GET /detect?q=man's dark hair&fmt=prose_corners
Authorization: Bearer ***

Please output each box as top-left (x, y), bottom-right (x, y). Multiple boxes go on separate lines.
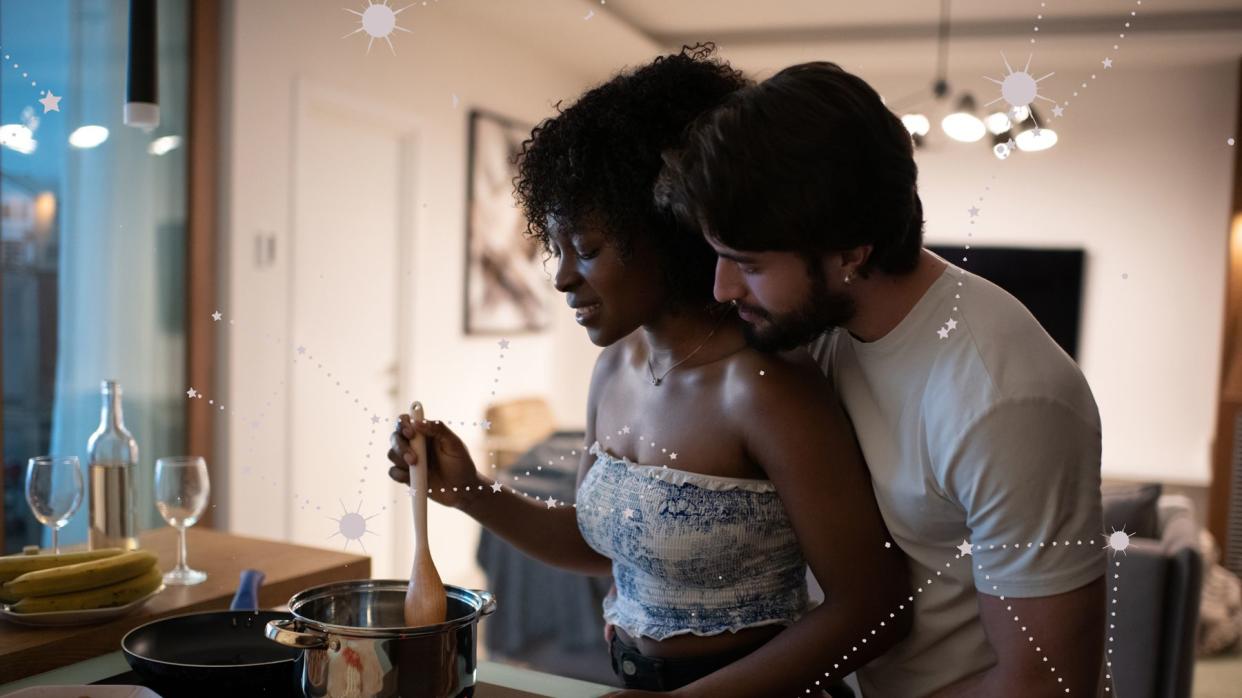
top-left (657, 61), bottom-right (924, 277)
top-left (514, 43), bottom-right (749, 305)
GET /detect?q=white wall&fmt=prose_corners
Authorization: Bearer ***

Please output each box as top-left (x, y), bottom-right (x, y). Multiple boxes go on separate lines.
top-left (218, 0), bottom-right (653, 585)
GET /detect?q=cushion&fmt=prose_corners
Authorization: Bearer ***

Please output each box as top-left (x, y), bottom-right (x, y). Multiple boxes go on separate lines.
top-left (1101, 482), bottom-right (1162, 539)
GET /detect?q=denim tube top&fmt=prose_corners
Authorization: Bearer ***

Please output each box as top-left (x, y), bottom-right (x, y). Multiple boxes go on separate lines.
top-left (576, 441), bottom-right (809, 641)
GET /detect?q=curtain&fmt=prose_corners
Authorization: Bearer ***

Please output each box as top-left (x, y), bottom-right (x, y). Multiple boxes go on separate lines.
top-left (43, 0), bottom-right (189, 547)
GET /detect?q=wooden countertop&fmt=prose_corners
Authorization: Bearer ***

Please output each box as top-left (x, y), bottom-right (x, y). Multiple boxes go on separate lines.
top-left (0, 527), bottom-right (370, 682)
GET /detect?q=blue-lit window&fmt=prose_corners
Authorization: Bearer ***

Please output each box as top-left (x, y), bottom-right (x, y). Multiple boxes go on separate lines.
top-left (2, 0), bottom-right (190, 553)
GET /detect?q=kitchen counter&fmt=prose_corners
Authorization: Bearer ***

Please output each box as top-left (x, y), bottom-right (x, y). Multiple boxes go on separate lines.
top-left (0, 651), bottom-right (616, 697)
top-left (0, 527), bottom-right (370, 682)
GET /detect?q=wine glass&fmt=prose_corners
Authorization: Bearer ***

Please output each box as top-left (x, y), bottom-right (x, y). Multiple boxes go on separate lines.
top-left (154, 456), bottom-right (210, 586)
top-left (25, 456), bottom-right (85, 554)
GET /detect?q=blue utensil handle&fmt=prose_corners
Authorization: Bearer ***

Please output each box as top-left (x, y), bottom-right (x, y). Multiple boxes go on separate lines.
top-left (231, 569), bottom-right (266, 611)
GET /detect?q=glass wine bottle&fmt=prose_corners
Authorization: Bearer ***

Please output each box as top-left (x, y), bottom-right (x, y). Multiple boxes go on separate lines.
top-left (86, 379), bottom-right (139, 550)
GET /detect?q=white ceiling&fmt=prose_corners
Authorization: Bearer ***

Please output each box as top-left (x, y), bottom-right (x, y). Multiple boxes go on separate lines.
top-left (443, 0), bottom-right (1242, 85)
top-left (599, 0), bottom-right (1242, 74)
top-left (603, 0), bottom-right (1242, 37)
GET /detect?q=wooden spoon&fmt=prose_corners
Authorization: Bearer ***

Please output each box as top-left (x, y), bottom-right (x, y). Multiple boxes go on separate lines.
top-left (403, 401), bottom-right (447, 628)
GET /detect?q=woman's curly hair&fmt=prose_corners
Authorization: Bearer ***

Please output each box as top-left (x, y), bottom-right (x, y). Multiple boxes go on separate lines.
top-left (513, 43), bottom-right (748, 306)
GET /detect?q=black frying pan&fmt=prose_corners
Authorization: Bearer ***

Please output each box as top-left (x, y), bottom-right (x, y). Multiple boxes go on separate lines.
top-left (121, 569), bottom-right (303, 696)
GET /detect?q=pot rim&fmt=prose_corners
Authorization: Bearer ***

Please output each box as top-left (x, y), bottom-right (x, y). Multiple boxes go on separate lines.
top-left (285, 579), bottom-right (495, 638)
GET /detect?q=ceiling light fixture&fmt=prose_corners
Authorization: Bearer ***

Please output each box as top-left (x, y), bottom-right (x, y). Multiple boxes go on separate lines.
top-left (942, 94), bottom-right (986, 142)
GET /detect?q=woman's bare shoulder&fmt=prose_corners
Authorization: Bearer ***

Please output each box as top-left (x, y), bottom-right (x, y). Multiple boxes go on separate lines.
top-left (717, 345), bottom-right (847, 431)
top-left (722, 345), bottom-right (832, 395)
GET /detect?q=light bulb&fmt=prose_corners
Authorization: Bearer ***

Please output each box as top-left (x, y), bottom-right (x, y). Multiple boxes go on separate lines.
top-left (148, 135), bottom-right (182, 156)
top-left (0, 124), bottom-right (37, 154)
top-left (901, 114), bottom-right (931, 137)
top-left (985, 112), bottom-right (1012, 135)
top-left (942, 113), bottom-right (986, 142)
top-left (1015, 127), bottom-right (1057, 151)
top-left (69, 125), bottom-right (109, 149)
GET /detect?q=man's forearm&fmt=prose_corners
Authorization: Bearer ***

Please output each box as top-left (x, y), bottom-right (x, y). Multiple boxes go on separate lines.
top-left (672, 595), bottom-right (911, 698)
top-left (934, 577), bottom-right (1107, 698)
top-left (924, 666), bottom-right (992, 698)
top-left (927, 664), bottom-right (1104, 698)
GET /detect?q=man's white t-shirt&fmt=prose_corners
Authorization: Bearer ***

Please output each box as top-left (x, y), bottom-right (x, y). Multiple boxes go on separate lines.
top-left (807, 262), bottom-right (1104, 697)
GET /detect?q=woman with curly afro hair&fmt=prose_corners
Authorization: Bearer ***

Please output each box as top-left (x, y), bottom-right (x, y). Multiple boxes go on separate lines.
top-left (388, 45), bottom-right (907, 697)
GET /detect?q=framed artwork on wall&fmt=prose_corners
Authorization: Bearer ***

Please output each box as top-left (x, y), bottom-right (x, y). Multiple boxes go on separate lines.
top-left (463, 109), bottom-right (548, 335)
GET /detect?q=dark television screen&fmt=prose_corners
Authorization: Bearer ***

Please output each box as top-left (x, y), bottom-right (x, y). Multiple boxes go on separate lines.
top-left (927, 246), bottom-right (1085, 359)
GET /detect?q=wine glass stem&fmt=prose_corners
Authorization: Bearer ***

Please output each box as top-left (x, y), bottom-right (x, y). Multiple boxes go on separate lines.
top-left (52, 528), bottom-right (59, 555)
top-left (176, 526), bottom-right (189, 572)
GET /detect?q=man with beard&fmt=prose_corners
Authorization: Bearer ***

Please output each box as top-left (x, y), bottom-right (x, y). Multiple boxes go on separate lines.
top-left (656, 61), bottom-right (1107, 697)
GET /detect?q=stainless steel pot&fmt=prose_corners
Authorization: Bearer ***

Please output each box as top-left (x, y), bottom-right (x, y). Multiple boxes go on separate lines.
top-left (265, 580), bottom-right (496, 698)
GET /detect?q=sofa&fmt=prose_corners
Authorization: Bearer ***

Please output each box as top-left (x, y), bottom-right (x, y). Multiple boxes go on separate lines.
top-left (1104, 484), bottom-right (1203, 698)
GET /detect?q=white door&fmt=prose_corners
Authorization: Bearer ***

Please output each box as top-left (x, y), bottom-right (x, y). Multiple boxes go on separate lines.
top-left (287, 81), bottom-right (414, 580)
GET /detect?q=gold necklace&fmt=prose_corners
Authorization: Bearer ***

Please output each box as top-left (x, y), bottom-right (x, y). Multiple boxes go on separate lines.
top-left (645, 311), bottom-right (729, 387)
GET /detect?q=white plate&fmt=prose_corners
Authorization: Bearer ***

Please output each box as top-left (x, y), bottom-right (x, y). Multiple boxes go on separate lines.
top-left (2, 686), bottom-right (162, 698)
top-left (0, 585), bottom-right (164, 627)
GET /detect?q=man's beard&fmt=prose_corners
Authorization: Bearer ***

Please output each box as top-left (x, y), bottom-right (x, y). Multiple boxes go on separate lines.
top-left (738, 262), bottom-right (856, 352)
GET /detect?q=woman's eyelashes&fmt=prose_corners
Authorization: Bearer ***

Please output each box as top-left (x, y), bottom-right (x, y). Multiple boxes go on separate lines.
top-left (548, 245), bottom-right (596, 261)
top-left (563, 237), bottom-right (600, 261)
top-left (550, 231), bottom-right (602, 262)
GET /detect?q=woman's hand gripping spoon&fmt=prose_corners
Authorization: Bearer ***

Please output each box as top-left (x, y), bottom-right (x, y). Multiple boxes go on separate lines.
top-left (403, 402), bottom-right (447, 627)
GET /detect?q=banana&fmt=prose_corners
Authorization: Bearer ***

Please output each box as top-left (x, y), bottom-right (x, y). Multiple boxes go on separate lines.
top-left (11, 564), bottom-right (162, 614)
top-left (2, 550), bottom-right (158, 598)
top-left (0, 548), bottom-right (124, 582)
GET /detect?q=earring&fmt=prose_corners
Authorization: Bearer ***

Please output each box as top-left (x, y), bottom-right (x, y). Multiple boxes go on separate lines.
top-left (843, 274), bottom-right (852, 284)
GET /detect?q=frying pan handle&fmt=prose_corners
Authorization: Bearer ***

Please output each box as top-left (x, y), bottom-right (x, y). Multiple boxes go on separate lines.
top-left (471, 589), bottom-right (497, 617)
top-left (231, 569), bottom-right (265, 611)
top-left (266, 618), bottom-right (330, 649)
